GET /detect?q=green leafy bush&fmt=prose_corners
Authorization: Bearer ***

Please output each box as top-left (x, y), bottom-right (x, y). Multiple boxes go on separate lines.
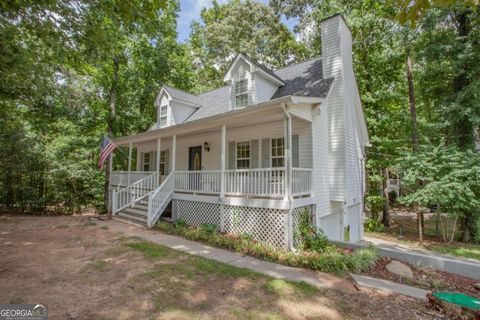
top-left (174, 219), bottom-right (188, 229)
top-left (296, 211), bottom-right (333, 252)
top-left (364, 217), bottom-right (384, 232)
top-left (475, 216), bottom-right (480, 244)
top-left (366, 195), bottom-right (385, 220)
top-left (199, 223), bottom-right (217, 235)
top-left (155, 220), bottom-right (379, 274)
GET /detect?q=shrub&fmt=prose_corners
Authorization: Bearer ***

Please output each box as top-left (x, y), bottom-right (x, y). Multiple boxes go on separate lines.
top-left (346, 246), bottom-right (380, 272)
top-left (174, 219), bottom-right (188, 229)
top-left (388, 190), bottom-right (398, 205)
top-left (366, 195), bottom-right (385, 220)
top-left (364, 217), bottom-right (384, 232)
top-left (154, 220), bottom-right (379, 274)
top-left (296, 211), bottom-right (333, 253)
top-left (199, 223), bottom-right (217, 235)
top-left (475, 216), bottom-right (480, 244)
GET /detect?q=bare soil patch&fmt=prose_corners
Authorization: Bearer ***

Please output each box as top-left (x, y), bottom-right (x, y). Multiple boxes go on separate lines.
top-left (0, 215), bottom-right (441, 319)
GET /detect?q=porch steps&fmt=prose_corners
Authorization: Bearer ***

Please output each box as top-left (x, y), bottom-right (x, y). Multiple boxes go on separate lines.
top-left (118, 204), bottom-right (148, 226)
top-left (116, 200), bottom-right (172, 227)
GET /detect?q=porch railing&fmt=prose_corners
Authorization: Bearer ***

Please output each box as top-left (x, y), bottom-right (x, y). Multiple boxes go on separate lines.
top-left (147, 172), bottom-right (174, 227)
top-left (111, 168), bottom-right (312, 202)
top-left (112, 172), bottom-right (159, 214)
top-left (110, 171), bottom-right (154, 187)
top-left (292, 168), bottom-right (312, 196)
top-left (174, 170), bottom-right (221, 194)
top-left (225, 168), bottom-right (286, 197)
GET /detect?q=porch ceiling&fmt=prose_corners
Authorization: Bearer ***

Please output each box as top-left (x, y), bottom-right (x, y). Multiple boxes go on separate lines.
top-left (114, 95), bottom-right (322, 146)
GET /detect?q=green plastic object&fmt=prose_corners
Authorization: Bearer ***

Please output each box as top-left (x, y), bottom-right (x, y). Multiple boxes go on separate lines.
top-left (433, 292), bottom-right (480, 310)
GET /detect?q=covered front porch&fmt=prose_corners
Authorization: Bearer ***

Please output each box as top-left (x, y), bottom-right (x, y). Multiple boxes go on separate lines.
top-left (109, 100), bottom-right (316, 203)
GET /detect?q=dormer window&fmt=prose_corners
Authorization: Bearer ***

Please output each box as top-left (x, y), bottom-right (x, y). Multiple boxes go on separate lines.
top-left (235, 79), bottom-right (248, 108)
top-left (159, 104), bottom-right (168, 127)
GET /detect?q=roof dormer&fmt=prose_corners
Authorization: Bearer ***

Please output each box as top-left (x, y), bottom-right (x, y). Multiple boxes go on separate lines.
top-left (223, 53), bottom-right (285, 109)
top-left (152, 86), bottom-right (200, 130)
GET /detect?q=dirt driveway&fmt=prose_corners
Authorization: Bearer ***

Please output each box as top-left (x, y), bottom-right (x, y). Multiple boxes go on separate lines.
top-left (0, 215), bottom-right (438, 319)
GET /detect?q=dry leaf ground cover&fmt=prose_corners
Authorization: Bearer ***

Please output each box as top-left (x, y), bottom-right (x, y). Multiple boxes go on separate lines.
top-left (0, 215), bottom-right (440, 319)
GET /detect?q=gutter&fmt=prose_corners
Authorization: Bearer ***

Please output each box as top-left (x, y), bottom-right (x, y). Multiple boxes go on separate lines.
top-left (114, 95), bottom-right (323, 145)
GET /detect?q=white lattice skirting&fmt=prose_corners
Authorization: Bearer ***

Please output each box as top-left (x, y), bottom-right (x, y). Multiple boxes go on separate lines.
top-left (174, 199), bottom-right (313, 249)
top-left (175, 200), bottom-right (221, 229)
top-left (224, 205), bottom-right (287, 248)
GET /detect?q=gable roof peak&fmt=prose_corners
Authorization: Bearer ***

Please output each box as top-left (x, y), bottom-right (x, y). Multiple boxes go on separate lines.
top-left (223, 53), bottom-right (285, 86)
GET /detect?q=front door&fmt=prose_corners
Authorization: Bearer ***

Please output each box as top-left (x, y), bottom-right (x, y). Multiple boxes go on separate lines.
top-left (188, 146), bottom-right (202, 171)
top-left (188, 146), bottom-right (202, 191)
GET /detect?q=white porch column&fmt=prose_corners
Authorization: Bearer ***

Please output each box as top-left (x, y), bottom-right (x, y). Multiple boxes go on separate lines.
top-left (172, 135), bottom-right (176, 172)
top-left (283, 106), bottom-right (292, 200)
top-left (220, 125), bottom-right (226, 197)
top-left (127, 142), bottom-right (133, 185)
top-left (136, 146), bottom-right (141, 171)
top-left (156, 137), bottom-right (161, 183)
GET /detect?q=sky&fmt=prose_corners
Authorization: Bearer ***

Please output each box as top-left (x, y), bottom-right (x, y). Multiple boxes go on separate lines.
top-left (176, 0), bottom-right (299, 42)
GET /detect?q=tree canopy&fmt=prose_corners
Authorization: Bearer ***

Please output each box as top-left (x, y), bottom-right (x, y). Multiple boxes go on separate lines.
top-left (0, 0), bottom-right (479, 241)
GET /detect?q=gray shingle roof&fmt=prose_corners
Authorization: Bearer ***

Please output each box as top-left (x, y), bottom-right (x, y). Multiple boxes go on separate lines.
top-left (163, 85), bottom-right (202, 106)
top-left (186, 86), bottom-right (231, 122)
top-left (164, 56), bottom-right (333, 123)
top-left (271, 57), bottom-right (333, 99)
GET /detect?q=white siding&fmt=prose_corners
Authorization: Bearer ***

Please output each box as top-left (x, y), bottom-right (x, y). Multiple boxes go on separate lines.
top-left (137, 119), bottom-right (311, 172)
top-left (321, 17), bottom-right (346, 202)
top-left (170, 100), bottom-right (197, 125)
top-left (254, 73), bottom-right (278, 103)
top-left (230, 59), bottom-right (253, 108)
top-left (314, 15), bottom-right (366, 242)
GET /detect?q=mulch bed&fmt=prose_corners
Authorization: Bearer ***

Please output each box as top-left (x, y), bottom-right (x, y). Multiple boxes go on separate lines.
top-left (363, 257), bottom-right (480, 299)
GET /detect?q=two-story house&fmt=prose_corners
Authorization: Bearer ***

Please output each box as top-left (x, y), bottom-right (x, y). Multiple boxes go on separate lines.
top-left (108, 14), bottom-right (369, 249)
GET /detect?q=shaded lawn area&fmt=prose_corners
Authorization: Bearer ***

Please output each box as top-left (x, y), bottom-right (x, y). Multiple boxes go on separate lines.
top-left (0, 215), bottom-right (437, 319)
top-left (366, 210), bottom-right (480, 261)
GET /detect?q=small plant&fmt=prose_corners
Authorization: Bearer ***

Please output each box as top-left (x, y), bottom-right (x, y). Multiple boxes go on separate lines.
top-left (174, 219), bottom-right (188, 229)
top-left (199, 223), bottom-right (217, 235)
top-left (364, 217), bottom-right (384, 232)
top-left (296, 211), bottom-right (333, 253)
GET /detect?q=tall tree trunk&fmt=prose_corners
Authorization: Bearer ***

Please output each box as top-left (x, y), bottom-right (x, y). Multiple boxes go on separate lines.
top-left (381, 167), bottom-right (390, 227)
top-left (453, 10), bottom-right (475, 241)
top-left (406, 48), bottom-right (419, 151)
top-left (405, 47), bottom-right (423, 241)
top-left (105, 56), bottom-right (119, 219)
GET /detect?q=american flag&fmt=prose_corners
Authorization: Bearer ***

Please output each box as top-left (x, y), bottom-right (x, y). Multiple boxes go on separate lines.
top-left (98, 136), bottom-right (116, 170)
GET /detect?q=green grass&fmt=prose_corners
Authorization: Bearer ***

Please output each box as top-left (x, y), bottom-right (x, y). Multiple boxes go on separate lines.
top-left (125, 241), bottom-right (171, 259)
top-left (428, 244), bottom-right (480, 260)
top-left (265, 279), bottom-right (319, 297)
top-left (188, 256), bottom-right (257, 278)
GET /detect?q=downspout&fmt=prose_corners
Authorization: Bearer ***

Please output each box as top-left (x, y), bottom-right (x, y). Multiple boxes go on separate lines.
top-left (282, 104), bottom-right (295, 250)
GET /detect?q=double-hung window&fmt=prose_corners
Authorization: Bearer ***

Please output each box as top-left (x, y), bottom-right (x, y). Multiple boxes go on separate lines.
top-left (235, 79), bottom-right (248, 108)
top-left (236, 142), bottom-right (250, 169)
top-left (271, 138), bottom-right (285, 167)
top-left (160, 105), bottom-right (168, 127)
top-left (143, 153), bottom-right (151, 171)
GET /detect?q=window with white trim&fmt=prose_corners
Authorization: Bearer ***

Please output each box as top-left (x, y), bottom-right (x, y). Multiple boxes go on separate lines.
top-left (143, 152), bottom-right (151, 171)
top-left (236, 142), bottom-right (250, 169)
top-left (159, 104), bottom-right (168, 127)
top-left (159, 151), bottom-right (166, 175)
top-left (271, 138), bottom-right (285, 167)
top-left (235, 79), bottom-right (248, 108)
